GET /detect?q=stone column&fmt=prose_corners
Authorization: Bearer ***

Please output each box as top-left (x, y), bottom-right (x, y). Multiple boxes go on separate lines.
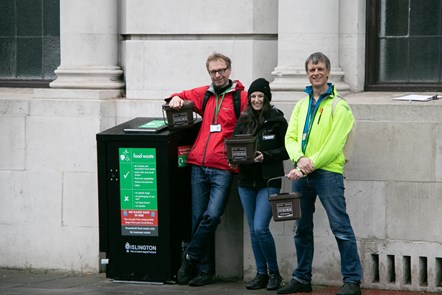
top-left (50, 0), bottom-right (124, 90)
top-left (271, 0), bottom-right (349, 92)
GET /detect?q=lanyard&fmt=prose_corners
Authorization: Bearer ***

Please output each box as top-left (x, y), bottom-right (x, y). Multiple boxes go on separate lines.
top-left (212, 90), bottom-right (228, 124)
top-left (301, 84), bottom-right (334, 153)
top-left (301, 96), bottom-right (323, 153)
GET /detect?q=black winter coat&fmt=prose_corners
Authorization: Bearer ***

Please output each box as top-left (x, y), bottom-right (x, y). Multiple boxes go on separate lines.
top-left (233, 107), bottom-right (289, 188)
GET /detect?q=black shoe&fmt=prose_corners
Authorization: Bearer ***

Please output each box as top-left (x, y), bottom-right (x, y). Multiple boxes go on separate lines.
top-left (245, 273), bottom-right (269, 290)
top-left (336, 282), bottom-right (361, 295)
top-left (267, 272), bottom-right (282, 290)
top-left (277, 278), bottom-right (312, 294)
top-left (188, 272), bottom-right (212, 287)
top-left (177, 253), bottom-right (194, 285)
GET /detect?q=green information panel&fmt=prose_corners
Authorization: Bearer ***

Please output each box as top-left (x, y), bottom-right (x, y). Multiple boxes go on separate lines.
top-left (119, 148), bottom-right (158, 236)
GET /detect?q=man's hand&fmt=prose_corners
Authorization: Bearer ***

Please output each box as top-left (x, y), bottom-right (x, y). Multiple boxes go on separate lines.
top-left (286, 168), bottom-right (304, 180)
top-left (168, 96), bottom-right (184, 110)
top-left (296, 156), bottom-right (314, 174)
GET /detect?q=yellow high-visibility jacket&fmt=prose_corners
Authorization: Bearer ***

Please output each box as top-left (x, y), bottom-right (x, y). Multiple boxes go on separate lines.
top-left (285, 85), bottom-right (354, 174)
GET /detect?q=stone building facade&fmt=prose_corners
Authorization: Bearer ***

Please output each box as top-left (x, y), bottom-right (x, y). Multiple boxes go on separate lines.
top-left (0, 0), bottom-right (441, 292)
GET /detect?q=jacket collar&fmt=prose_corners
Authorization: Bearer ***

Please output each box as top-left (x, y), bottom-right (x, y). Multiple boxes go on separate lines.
top-left (304, 83), bottom-right (334, 101)
top-left (207, 80), bottom-right (239, 95)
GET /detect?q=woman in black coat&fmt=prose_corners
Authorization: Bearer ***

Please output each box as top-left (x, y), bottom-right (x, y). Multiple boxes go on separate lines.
top-left (231, 78), bottom-right (289, 291)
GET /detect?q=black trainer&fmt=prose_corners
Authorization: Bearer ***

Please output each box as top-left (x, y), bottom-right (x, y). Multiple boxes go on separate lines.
top-left (177, 253), bottom-right (194, 285)
top-left (245, 273), bottom-right (269, 290)
top-left (188, 272), bottom-right (212, 287)
top-left (267, 272), bottom-right (282, 290)
top-left (336, 282), bottom-right (362, 295)
top-left (277, 278), bottom-right (312, 294)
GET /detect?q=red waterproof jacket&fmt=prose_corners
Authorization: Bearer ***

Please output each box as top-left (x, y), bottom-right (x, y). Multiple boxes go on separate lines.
top-left (169, 80), bottom-right (248, 171)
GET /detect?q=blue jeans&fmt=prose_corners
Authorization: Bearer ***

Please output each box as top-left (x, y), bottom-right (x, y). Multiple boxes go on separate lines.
top-left (291, 169), bottom-right (362, 283)
top-left (239, 186), bottom-right (280, 275)
top-left (186, 165), bottom-right (233, 274)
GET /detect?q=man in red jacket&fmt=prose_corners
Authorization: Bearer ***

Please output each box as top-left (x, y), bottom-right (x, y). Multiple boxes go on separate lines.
top-left (167, 52), bottom-right (248, 286)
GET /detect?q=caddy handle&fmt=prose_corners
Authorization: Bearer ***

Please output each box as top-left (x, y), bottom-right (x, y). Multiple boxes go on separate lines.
top-left (267, 176), bottom-right (288, 198)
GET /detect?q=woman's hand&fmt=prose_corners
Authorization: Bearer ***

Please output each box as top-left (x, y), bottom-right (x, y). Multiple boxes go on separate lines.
top-left (228, 163), bottom-right (239, 169)
top-left (254, 151), bottom-right (264, 163)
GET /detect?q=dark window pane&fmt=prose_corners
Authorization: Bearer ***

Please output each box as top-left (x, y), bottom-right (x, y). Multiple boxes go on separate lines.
top-left (0, 38), bottom-right (16, 78)
top-left (0, 0), bottom-right (59, 84)
top-left (42, 37), bottom-right (59, 79)
top-left (409, 37), bottom-right (441, 82)
top-left (17, 0), bottom-right (42, 37)
top-left (367, 0), bottom-right (442, 90)
top-left (379, 38), bottom-right (409, 82)
top-left (43, 0), bottom-right (59, 36)
top-left (381, 0), bottom-right (409, 36)
top-left (17, 38), bottom-right (42, 79)
top-left (0, 0), bottom-right (16, 36)
top-left (410, 0), bottom-right (441, 35)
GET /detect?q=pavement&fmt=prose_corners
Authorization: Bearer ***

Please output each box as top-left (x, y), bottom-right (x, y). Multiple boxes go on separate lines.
top-left (0, 268), bottom-right (432, 295)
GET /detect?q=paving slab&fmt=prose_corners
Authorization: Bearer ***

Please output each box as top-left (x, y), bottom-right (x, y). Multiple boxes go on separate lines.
top-left (0, 268), bottom-right (432, 295)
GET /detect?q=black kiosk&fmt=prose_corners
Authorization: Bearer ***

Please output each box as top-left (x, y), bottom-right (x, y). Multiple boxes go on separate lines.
top-left (96, 117), bottom-right (200, 282)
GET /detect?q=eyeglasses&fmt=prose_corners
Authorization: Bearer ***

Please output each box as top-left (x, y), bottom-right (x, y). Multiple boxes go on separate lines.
top-left (208, 67), bottom-right (229, 76)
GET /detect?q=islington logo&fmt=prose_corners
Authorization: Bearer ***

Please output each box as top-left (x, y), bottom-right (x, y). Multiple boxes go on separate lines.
top-left (125, 242), bottom-right (157, 254)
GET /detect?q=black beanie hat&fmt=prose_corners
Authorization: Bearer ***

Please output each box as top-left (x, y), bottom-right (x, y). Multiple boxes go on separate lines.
top-left (248, 78), bottom-right (272, 101)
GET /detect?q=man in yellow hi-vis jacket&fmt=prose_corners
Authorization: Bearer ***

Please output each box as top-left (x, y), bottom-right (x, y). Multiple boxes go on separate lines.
top-left (278, 52), bottom-right (362, 295)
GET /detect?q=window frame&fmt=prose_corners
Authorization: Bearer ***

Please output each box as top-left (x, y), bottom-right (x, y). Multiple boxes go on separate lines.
top-left (0, 0), bottom-right (59, 89)
top-left (365, 0), bottom-right (442, 91)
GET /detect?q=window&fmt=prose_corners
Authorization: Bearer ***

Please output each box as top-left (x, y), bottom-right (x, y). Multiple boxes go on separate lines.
top-left (0, 0), bottom-right (60, 88)
top-left (365, 0), bottom-right (442, 91)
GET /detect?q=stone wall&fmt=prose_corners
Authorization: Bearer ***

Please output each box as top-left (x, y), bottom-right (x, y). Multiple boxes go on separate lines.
top-left (1, 89), bottom-right (441, 293)
top-left (1, 0), bottom-right (441, 292)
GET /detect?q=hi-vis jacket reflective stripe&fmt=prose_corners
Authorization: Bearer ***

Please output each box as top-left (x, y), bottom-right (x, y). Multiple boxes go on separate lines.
top-left (285, 86), bottom-right (354, 174)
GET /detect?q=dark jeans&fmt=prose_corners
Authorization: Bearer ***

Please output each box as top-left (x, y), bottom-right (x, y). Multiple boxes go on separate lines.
top-left (186, 165), bottom-right (233, 274)
top-left (291, 169), bottom-right (362, 283)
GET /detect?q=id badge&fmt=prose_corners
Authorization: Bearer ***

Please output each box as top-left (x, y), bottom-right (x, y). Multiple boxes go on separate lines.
top-left (210, 124), bottom-right (221, 133)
